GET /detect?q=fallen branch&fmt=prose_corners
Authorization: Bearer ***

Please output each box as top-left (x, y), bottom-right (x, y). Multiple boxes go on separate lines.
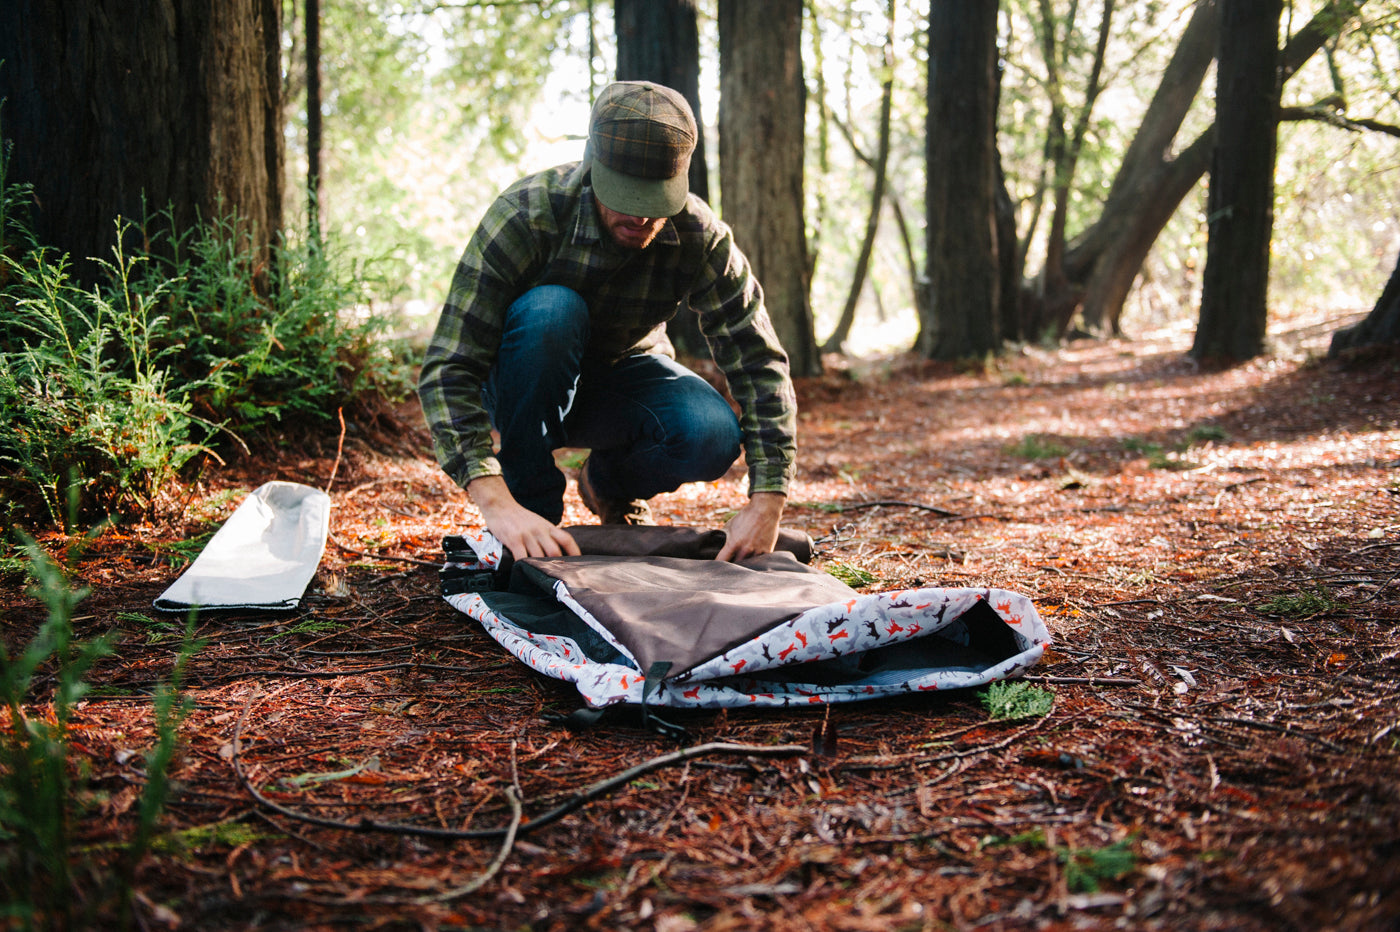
top-left (1021, 674), bottom-right (1143, 687)
top-left (831, 499), bottom-right (962, 518)
top-left (416, 785), bottom-right (522, 903)
top-left (324, 407), bottom-right (346, 495)
top-left (330, 533), bottom-right (439, 567)
top-left (231, 696), bottom-right (805, 841)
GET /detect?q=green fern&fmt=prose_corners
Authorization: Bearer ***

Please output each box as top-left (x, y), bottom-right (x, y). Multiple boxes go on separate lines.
top-left (979, 680), bottom-right (1054, 720)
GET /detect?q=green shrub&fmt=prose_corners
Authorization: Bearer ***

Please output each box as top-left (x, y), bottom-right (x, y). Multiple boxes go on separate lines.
top-left (0, 236), bottom-right (210, 527)
top-left (1060, 838), bottom-right (1137, 892)
top-left (0, 142), bottom-right (411, 532)
top-left (1007, 433), bottom-right (1070, 460)
top-left (825, 560), bottom-right (878, 587)
top-left (128, 208), bottom-right (411, 436)
top-left (0, 538), bottom-right (113, 927)
top-left (0, 536), bottom-right (201, 927)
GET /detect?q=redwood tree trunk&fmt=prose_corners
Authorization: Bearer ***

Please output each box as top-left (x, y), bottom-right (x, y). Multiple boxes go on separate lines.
top-left (307, 0), bottom-right (323, 246)
top-left (919, 0), bottom-right (1002, 359)
top-left (1191, 0), bottom-right (1281, 362)
top-left (615, 0), bottom-right (710, 358)
top-left (0, 0), bottom-right (283, 282)
top-left (718, 0), bottom-right (819, 376)
top-left (1330, 252), bottom-right (1400, 355)
top-left (1050, 0), bottom-right (1362, 337)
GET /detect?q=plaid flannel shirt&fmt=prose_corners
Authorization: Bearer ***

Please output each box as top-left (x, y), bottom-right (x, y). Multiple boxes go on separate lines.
top-left (418, 161), bottom-right (797, 497)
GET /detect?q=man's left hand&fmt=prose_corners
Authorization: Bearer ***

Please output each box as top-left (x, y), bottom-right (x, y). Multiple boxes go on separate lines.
top-left (717, 491), bottom-right (786, 562)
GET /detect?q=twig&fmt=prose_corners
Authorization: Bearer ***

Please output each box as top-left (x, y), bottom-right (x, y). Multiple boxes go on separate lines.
top-left (231, 718), bottom-right (808, 840)
top-left (1357, 566), bottom-right (1400, 604)
top-left (1021, 674), bottom-right (1142, 687)
top-left (832, 499), bottom-right (962, 518)
top-left (216, 661), bottom-right (494, 680)
top-left (329, 533), bottom-right (439, 567)
top-left (416, 786), bottom-right (522, 902)
top-left (325, 407), bottom-right (346, 495)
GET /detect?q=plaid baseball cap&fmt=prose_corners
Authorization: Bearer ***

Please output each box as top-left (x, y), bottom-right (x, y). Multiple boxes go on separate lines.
top-left (586, 81), bottom-right (697, 218)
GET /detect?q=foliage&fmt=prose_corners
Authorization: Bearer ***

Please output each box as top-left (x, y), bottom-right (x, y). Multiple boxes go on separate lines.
top-left (0, 538), bottom-right (111, 928)
top-left (0, 537), bottom-right (203, 926)
top-left (0, 151), bottom-right (411, 532)
top-left (1059, 838), bottom-right (1138, 893)
top-left (1008, 433), bottom-right (1071, 460)
top-left (0, 227), bottom-right (210, 528)
top-left (979, 680), bottom-right (1055, 720)
top-left (283, 0), bottom-right (590, 299)
top-left (825, 560), bottom-right (878, 587)
top-left (1258, 587), bottom-right (1343, 617)
top-left (122, 612), bottom-right (203, 907)
top-left (128, 207), bottom-right (412, 435)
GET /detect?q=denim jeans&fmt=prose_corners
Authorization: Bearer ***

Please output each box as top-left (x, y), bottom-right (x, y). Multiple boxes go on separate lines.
top-left (482, 285), bottom-right (742, 523)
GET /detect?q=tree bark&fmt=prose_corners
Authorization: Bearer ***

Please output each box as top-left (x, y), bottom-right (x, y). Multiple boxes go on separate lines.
top-left (1054, 0), bottom-right (1220, 336)
top-left (1330, 252), bottom-right (1400, 355)
top-left (1054, 0), bottom-right (1364, 337)
top-left (1191, 0), bottom-right (1282, 362)
top-left (615, 0), bottom-right (710, 359)
top-left (718, 0), bottom-right (820, 376)
top-left (307, 0), bottom-right (323, 247)
top-left (615, 0), bottom-right (709, 203)
top-left (919, 0), bottom-right (1002, 360)
top-left (0, 0), bottom-right (283, 284)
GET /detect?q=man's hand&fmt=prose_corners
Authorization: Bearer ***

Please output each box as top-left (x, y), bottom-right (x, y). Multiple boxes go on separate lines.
top-left (717, 491), bottom-right (786, 562)
top-left (468, 476), bottom-right (580, 560)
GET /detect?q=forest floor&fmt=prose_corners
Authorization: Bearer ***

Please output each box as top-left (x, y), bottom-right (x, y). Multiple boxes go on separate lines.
top-left (4, 308), bottom-right (1399, 931)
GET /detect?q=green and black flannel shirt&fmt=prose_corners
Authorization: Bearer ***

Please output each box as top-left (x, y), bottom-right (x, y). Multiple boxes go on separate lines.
top-left (418, 161), bottom-right (797, 499)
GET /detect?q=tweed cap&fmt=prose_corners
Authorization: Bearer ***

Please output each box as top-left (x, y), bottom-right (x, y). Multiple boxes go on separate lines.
top-left (586, 81), bottom-right (697, 218)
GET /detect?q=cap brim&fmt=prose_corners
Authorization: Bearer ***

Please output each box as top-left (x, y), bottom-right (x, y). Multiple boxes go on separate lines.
top-left (590, 158), bottom-right (690, 218)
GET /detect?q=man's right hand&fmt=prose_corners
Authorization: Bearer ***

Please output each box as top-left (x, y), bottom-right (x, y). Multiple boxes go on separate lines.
top-left (467, 476), bottom-right (580, 559)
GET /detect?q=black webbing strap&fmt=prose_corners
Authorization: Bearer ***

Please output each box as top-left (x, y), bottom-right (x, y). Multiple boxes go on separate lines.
top-left (546, 660), bottom-right (687, 739)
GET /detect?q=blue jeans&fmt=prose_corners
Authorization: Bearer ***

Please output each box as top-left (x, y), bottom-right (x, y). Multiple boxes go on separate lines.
top-left (482, 286), bottom-right (742, 523)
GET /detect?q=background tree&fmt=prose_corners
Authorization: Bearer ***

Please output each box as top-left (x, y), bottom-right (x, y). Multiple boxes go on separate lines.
top-left (306, 0), bottom-right (324, 248)
top-left (1191, 0), bottom-right (1282, 362)
top-left (820, 0), bottom-right (896, 355)
top-left (919, 0), bottom-right (1003, 359)
top-left (279, 0), bottom-right (577, 298)
top-left (1009, 0), bottom-right (1376, 341)
top-left (1330, 250), bottom-right (1400, 354)
top-left (615, 0), bottom-right (709, 202)
top-left (0, 0), bottom-right (283, 282)
top-left (614, 0), bottom-right (710, 358)
top-left (1013, 0), bottom-right (1116, 340)
top-left (718, 0), bottom-right (821, 375)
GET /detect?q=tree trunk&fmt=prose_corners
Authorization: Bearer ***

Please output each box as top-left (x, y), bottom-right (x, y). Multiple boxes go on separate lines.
top-left (1044, 0), bottom-right (1362, 337)
top-left (821, 0), bottom-right (895, 356)
top-left (919, 0), bottom-right (1002, 360)
top-left (307, 0), bottom-right (323, 248)
top-left (718, 0), bottom-right (820, 376)
top-left (1036, 0), bottom-right (1115, 336)
top-left (1192, 0), bottom-right (1282, 362)
top-left (615, 0), bottom-right (709, 203)
top-left (1330, 252), bottom-right (1400, 355)
top-left (0, 0), bottom-right (283, 284)
top-left (615, 0), bottom-right (710, 359)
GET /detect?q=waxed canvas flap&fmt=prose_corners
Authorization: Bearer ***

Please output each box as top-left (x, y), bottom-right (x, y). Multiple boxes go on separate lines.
top-left (515, 550), bottom-right (856, 675)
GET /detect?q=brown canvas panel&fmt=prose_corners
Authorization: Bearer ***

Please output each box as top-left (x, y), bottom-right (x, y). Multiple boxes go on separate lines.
top-left (519, 550), bottom-right (855, 675)
top-left (562, 525), bottom-right (814, 564)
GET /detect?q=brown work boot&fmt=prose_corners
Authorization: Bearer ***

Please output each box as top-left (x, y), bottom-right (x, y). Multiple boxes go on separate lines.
top-left (577, 456), bottom-right (654, 526)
